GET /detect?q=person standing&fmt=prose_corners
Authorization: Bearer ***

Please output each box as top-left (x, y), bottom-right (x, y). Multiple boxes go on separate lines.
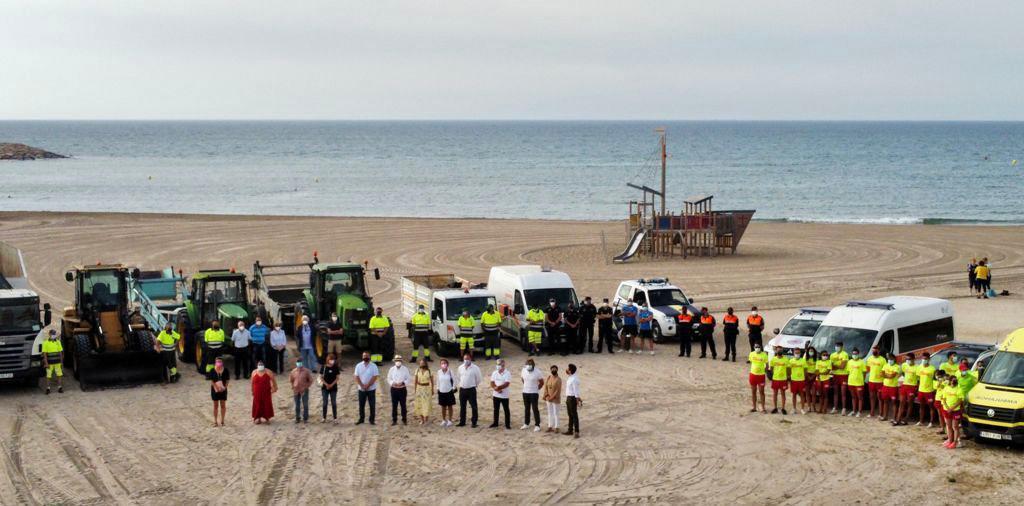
top-left (324, 312), bottom-right (344, 363)
top-left (814, 350), bottom-right (832, 414)
top-left (545, 299), bottom-right (563, 356)
top-left (746, 307), bottom-right (765, 352)
top-left (880, 352), bottom-right (900, 422)
top-left (769, 347), bottom-right (789, 414)
top-left (249, 317), bottom-right (269, 373)
top-left (269, 322), bottom-right (287, 374)
top-left (319, 353), bottom-right (340, 422)
top-left (894, 352), bottom-right (918, 426)
top-left (846, 348), bottom-right (866, 417)
top-left (208, 358), bottom-right (230, 427)
top-left (480, 305), bottom-right (503, 360)
top-left (410, 305), bottom-right (433, 362)
top-left (974, 259), bottom-right (991, 298)
top-left (579, 297), bottom-right (597, 354)
top-left (231, 321), bottom-right (251, 380)
top-left (436, 358), bottom-right (457, 427)
top-left (564, 363), bottom-right (581, 438)
top-left (41, 329), bottom-right (64, 394)
top-left (698, 307), bottom-right (717, 359)
top-left (520, 358), bottom-right (544, 431)
top-left (636, 304), bottom-right (655, 355)
top-left (620, 299), bottom-right (638, 353)
top-left (562, 302), bottom-right (581, 356)
top-left (250, 361), bottom-right (277, 424)
top-left (722, 307), bottom-right (739, 362)
top-left (939, 352), bottom-right (959, 377)
top-left (543, 365), bottom-right (562, 433)
top-left (596, 299), bottom-right (615, 354)
top-left (387, 355), bottom-right (412, 426)
top-left (413, 359), bottom-right (433, 425)
top-left (748, 343), bottom-right (768, 413)
top-left (526, 305), bottom-right (546, 357)
top-left (865, 346), bottom-right (886, 418)
top-left (457, 309), bottom-right (477, 360)
top-left (296, 315), bottom-right (318, 371)
top-left (916, 353), bottom-right (938, 428)
top-left (489, 359), bottom-right (512, 429)
top-left (202, 321), bottom-right (226, 374)
top-left (941, 376), bottom-right (964, 448)
top-left (155, 323), bottom-right (181, 383)
top-left (354, 351), bottom-right (379, 425)
top-left (789, 348), bottom-right (808, 414)
top-left (368, 307), bottom-right (391, 365)
top-left (677, 307), bottom-right (693, 358)
top-left (830, 342), bottom-right (850, 415)
top-left (967, 258), bottom-right (978, 296)
top-left (456, 353), bottom-right (483, 427)
top-left (289, 358), bottom-right (314, 423)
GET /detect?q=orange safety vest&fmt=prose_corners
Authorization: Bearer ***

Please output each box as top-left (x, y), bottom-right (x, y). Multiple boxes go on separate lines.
top-left (700, 315), bottom-right (714, 325)
top-left (678, 314), bottom-right (692, 323)
top-left (724, 314), bottom-right (739, 324)
top-left (747, 315), bottom-right (763, 326)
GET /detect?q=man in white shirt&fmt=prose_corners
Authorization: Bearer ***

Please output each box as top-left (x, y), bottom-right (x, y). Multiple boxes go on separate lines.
top-left (564, 363), bottom-right (582, 438)
top-left (387, 355), bottom-right (412, 425)
top-left (269, 323), bottom-right (287, 373)
top-left (231, 321), bottom-right (251, 380)
top-left (354, 351), bottom-right (380, 425)
top-left (520, 358), bottom-right (545, 431)
top-left (489, 358), bottom-right (512, 429)
top-left (456, 353), bottom-right (483, 427)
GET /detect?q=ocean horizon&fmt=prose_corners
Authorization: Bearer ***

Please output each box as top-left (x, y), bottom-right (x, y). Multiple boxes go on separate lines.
top-left (2, 120), bottom-right (1022, 224)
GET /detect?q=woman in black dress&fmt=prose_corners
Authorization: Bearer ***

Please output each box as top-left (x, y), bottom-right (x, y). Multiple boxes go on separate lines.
top-left (208, 357), bottom-right (230, 427)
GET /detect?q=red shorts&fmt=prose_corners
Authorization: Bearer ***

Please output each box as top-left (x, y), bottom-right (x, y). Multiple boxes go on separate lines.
top-left (815, 380), bottom-right (830, 393)
top-left (899, 385), bottom-right (917, 398)
top-left (917, 391), bottom-right (935, 405)
top-left (771, 379), bottom-right (788, 391)
top-left (868, 382), bottom-right (882, 393)
top-left (944, 409), bottom-right (962, 421)
top-left (849, 385), bottom-right (864, 395)
top-left (880, 386), bottom-right (898, 401)
top-left (749, 373), bottom-right (766, 386)
top-left (934, 398), bottom-right (943, 410)
top-left (789, 380), bottom-right (805, 392)
top-left (833, 375), bottom-right (848, 387)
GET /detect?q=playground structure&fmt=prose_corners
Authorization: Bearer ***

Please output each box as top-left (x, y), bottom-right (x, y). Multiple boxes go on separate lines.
top-left (614, 129), bottom-right (755, 262)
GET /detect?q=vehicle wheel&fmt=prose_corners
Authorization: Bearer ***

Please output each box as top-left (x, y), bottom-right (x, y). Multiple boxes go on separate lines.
top-left (652, 322), bottom-right (663, 343)
top-left (380, 326), bottom-right (396, 363)
top-left (295, 301), bottom-right (310, 335)
top-left (195, 339), bottom-right (205, 374)
top-left (72, 333), bottom-right (92, 383)
top-left (176, 313), bottom-right (194, 363)
top-left (315, 330), bottom-right (328, 362)
top-left (60, 319), bottom-right (73, 368)
top-left (432, 333), bottom-right (445, 358)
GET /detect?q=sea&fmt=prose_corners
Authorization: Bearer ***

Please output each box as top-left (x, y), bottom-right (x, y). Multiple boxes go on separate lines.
top-left (1, 121), bottom-right (1022, 224)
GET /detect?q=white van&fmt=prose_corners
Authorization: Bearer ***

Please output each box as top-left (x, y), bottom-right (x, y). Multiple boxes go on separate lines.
top-left (765, 307), bottom-right (831, 361)
top-left (807, 296), bottom-right (954, 359)
top-left (487, 265), bottom-right (578, 351)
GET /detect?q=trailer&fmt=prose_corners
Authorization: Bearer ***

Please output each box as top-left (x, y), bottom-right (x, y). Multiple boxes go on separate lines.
top-left (400, 274), bottom-right (496, 357)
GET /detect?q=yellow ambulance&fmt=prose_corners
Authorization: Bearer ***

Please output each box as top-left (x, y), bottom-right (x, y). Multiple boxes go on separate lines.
top-left (964, 328), bottom-right (1024, 444)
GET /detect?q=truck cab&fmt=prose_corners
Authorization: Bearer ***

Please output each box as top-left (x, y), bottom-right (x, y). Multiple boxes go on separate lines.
top-left (0, 290), bottom-right (51, 384)
top-left (964, 328), bottom-right (1024, 445)
top-left (429, 289), bottom-right (497, 356)
top-left (612, 279), bottom-right (698, 342)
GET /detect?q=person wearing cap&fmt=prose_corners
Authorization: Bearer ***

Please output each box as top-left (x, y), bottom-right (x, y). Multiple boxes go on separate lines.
top-left (596, 298), bottom-right (614, 354)
top-left (208, 357), bottom-right (230, 427)
top-left (368, 307), bottom-right (391, 365)
top-left (579, 296), bottom-right (597, 354)
top-left (41, 329), bottom-right (64, 394)
top-left (489, 358), bottom-right (512, 429)
top-left (544, 299), bottom-right (563, 356)
top-left (480, 304), bottom-right (503, 360)
top-left (410, 305), bottom-right (432, 362)
top-left (354, 351), bottom-right (379, 425)
top-left (387, 355), bottom-right (412, 425)
top-left (456, 353), bottom-right (483, 427)
top-left (457, 309), bottom-right (477, 360)
top-left (289, 357), bottom-right (314, 423)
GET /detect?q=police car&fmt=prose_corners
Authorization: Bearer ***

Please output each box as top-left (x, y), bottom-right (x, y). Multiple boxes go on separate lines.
top-left (765, 307), bottom-right (831, 361)
top-left (611, 279), bottom-right (700, 342)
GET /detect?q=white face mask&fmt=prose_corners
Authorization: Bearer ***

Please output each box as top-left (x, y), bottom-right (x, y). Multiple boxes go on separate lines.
top-left (754, 346), bottom-right (762, 352)
top-left (919, 359), bottom-right (926, 366)
top-left (464, 360), bottom-right (471, 366)
top-left (527, 365), bottom-right (534, 371)
top-left (255, 321), bottom-right (262, 326)
top-left (302, 319), bottom-right (309, 325)
top-left (332, 316), bottom-right (338, 322)
top-left (257, 365), bottom-right (265, 372)
top-left (395, 361), bottom-right (402, 368)
top-left (751, 311), bottom-right (758, 316)
top-left (834, 346), bottom-right (840, 352)
top-left (852, 354), bottom-right (859, 359)
top-left (327, 360), bottom-right (335, 366)
top-left (888, 359), bottom-right (895, 365)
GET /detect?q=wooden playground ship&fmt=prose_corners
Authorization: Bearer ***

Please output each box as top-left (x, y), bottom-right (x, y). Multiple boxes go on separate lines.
top-left (614, 129), bottom-right (755, 262)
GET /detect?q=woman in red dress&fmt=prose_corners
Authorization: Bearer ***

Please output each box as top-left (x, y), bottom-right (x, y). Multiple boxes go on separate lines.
top-left (251, 361), bottom-right (277, 424)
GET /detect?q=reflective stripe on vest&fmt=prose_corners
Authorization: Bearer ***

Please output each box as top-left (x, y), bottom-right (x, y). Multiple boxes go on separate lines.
top-left (46, 352), bottom-right (61, 361)
top-left (701, 316), bottom-right (714, 324)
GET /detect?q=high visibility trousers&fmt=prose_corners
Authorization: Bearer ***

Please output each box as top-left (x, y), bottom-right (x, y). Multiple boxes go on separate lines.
top-left (459, 335), bottom-right (475, 354)
top-left (411, 332), bottom-right (431, 359)
top-left (204, 344), bottom-right (224, 373)
top-left (484, 331), bottom-right (501, 357)
top-left (528, 330), bottom-right (542, 345)
top-left (46, 363), bottom-right (63, 378)
top-left (161, 350), bottom-right (178, 376)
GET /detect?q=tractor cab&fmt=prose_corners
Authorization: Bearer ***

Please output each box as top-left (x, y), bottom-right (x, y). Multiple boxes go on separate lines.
top-left (188, 270), bottom-right (251, 331)
top-left (64, 265), bottom-right (132, 353)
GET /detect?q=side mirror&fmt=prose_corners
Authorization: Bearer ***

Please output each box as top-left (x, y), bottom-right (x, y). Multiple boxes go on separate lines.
top-left (687, 298), bottom-right (694, 304)
top-left (65, 271), bottom-right (74, 282)
top-left (373, 268), bottom-right (381, 280)
top-left (43, 304), bottom-right (52, 326)
top-left (430, 310), bottom-right (439, 320)
top-left (131, 267), bottom-right (141, 279)
top-left (772, 328), bottom-right (780, 335)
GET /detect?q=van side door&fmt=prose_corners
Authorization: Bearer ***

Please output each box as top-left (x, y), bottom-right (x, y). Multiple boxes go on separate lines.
top-left (432, 297), bottom-right (444, 337)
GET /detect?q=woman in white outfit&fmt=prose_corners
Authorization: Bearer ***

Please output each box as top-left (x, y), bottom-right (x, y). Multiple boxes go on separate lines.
top-left (542, 365), bottom-right (562, 432)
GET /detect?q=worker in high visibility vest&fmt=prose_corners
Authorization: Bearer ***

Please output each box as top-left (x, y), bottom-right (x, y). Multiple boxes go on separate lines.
top-left (41, 329), bottom-right (64, 394)
top-left (410, 305), bottom-right (432, 362)
top-left (203, 321), bottom-right (226, 373)
top-left (698, 307), bottom-right (717, 359)
top-left (368, 307), bottom-right (391, 365)
top-left (457, 310), bottom-right (477, 359)
top-left (526, 306), bottom-right (546, 357)
top-left (156, 323), bottom-right (181, 383)
top-left (722, 307), bottom-right (739, 362)
top-left (747, 307), bottom-right (765, 352)
top-left (677, 307), bottom-right (693, 358)
top-left (480, 305), bottom-right (503, 360)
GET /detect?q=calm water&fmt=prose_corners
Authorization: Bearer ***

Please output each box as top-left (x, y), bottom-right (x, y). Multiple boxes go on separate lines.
top-left (1, 121), bottom-right (1022, 223)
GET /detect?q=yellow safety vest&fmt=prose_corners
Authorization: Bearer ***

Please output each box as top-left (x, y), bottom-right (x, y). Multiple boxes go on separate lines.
top-left (157, 330), bottom-right (180, 351)
top-left (369, 315), bottom-right (390, 330)
top-left (458, 316), bottom-right (475, 334)
top-left (480, 311), bottom-right (502, 332)
top-left (527, 309), bottom-right (545, 331)
top-left (41, 339), bottom-right (63, 362)
top-left (204, 328), bottom-right (226, 348)
top-left (411, 312), bottom-right (431, 332)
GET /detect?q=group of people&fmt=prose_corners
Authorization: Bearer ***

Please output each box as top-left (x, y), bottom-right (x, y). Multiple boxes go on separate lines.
top-left (523, 297), bottom-right (614, 356)
top-left (968, 257), bottom-right (994, 298)
top-left (747, 343), bottom-right (979, 449)
top-left (618, 300), bottom-right (766, 363)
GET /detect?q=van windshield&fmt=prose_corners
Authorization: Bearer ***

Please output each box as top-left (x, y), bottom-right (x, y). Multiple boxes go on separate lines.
top-left (446, 297), bottom-right (496, 320)
top-left (809, 326), bottom-right (877, 356)
top-left (524, 288), bottom-right (578, 311)
top-left (781, 318), bottom-right (823, 337)
top-left (981, 351), bottom-right (1024, 388)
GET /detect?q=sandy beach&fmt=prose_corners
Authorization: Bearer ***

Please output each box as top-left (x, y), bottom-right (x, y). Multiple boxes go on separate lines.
top-left (1, 211), bottom-right (1022, 505)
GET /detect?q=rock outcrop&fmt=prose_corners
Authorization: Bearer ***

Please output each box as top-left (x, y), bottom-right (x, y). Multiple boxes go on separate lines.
top-left (0, 143), bottom-right (67, 160)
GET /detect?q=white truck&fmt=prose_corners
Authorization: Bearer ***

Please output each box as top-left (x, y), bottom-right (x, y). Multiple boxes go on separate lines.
top-left (401, 274), bottom-right (497, 357)
top-left (0, 241), bottom-right (52, 385)
top-left (487, 265), bottom-right (578, 351)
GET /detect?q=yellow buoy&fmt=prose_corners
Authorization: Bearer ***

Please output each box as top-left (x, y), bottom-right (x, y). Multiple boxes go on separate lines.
top-left (1013, 159), bottom-right (1019, 166)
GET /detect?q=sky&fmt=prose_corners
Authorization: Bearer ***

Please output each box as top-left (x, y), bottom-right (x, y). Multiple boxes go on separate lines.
top-left (1, 1), bottom-right (1022, 120)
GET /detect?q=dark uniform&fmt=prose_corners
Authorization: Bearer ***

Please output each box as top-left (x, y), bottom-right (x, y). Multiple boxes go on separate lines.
top-left (596, 305), bottom-right (614, 353)
top-left (747, 314), bottom-right (765, 352)
top-left (677, 313), bottom-right (693, 357)
top-left (544, 304), bottom-right (562, 356)
top-left (722, 313), bottom-right (739, 361)
top-left (562, 305), bottom-right (581, 355)
top-left (578, 300), bottom-right (597, 353)
top-left (699, 313), bottom-right (717, 359)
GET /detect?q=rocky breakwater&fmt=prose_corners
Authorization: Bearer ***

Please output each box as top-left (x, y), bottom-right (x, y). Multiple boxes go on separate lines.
top-left (0, 143), bottom-right (67, 160)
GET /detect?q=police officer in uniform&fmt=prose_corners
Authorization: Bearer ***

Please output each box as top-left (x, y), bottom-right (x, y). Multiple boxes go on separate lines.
top-left (480, 305), bottom-right (503, 360)
top-left (596, 299), bottom-right (614, 353)
top-left (677, 307), bottom-right (693, 357)
top-left (578, 297), bottom-right (597, 354)
top-left (203, 320), bottom-right (226, 373)
top-left (722, 307), bottom-right (739, 362)
top-left (457, 309), bottom-right (477, 359)
top-left (526, 305), bottom-right (546, 356)
top-left (544, 299), bottom-right (563, 356)
top-left (156, 323), bottom-right (181, 382)
top-left (368, 307), bottom-right (391, 365)
top-left (698, 307), bottom-right (717, 359)
top-left (410, 305), bottom-right (432, 362)
top-left (747, 306), bottom-right (765, 353)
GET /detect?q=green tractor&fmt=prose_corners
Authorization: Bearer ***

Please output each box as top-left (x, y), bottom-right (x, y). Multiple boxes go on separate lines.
top-left (252, 254), bottom-right (392, 363)
top-left (171, 269), bottom-right (256, 372)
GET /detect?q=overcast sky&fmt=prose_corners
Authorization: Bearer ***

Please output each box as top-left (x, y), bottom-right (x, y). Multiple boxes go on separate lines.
top-left (1, 1), bottom-right (1021, 120)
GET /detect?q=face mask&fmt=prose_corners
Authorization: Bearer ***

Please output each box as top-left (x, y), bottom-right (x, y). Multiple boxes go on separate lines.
top-left (257, 365), bottom-right (265, 372)
top-left (327, 360), bottom-right (335, 366)
top-left (332, 317), bottom-right (338, 322)
top-left (834, 346), bottom-right (840, 352)
top-left (396, 361), bottom-right (403, 368)
top-left (255, 321), bottom-right (262, 326)
top-left (852, 354), bottom-right (859, 359)
top-left (296, 362), bottom-right (303, 368)
top-left (464, 360), bottom-right (471, 366)
top-left (751, 311), bottom-right (758, 316)
top-left (275, 327), bottom-right (282, 331)
top-left (950, 356), bottom-right (957, 362)
top-left (302, 319), bottom-right (309, 325)
top-left (550, 303), bottom-right (556, 308)
top-left (919, 359), bottom-right (926, 366)
top-left (50, 334), bottom-right (58, 340)
top-left (527, 365), bottom-right (534, 371)
top-left (754, 347), bottom-right (761, 352)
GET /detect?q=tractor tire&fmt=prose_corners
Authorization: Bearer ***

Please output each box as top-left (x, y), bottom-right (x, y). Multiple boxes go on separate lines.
top-left (314, 328), bottom-right (329, 362)
top-left (72, 333), bottom-right (93, 383)
top-left (135, 329), bottom-right (156, 352)
top-left (176, 313), bottom-right (195, 363)
top-left (380, 326), bottom-right (396, 364)
top-left (195, 335), bottom-right (206, 374)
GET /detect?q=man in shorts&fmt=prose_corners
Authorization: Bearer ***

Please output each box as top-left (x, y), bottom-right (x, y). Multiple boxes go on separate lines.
top-left (879, 352), bottom-right (901, 422)
top-left (748, 344), bottom-right (768, 413)
top-left (769, 346), bottom-right (789, 414)
top-left (915, 353), bottom-right (937, 427)
top-left (619, 298), bottom-right (638, 353)
top-left (894, 352), bottom-right (918, 426)
top-left (830, 342), bottom-right (850, 415)
top-left (865, 346), bottom-right (886, 418)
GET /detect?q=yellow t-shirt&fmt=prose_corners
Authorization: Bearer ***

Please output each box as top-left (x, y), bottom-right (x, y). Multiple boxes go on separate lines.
top-left (770, 356), bottom-right (789, 381)
top-left (847, 358), bottom-right (867, 387)
top-left (830, 351), bottom-right (850, 375)
top-left (789, 357), bottom-right (807, 382)
top-left (749, 351), bottom-right (768, 376)
top-left (815, 359), bottom-right (832, 382)
top-left (975, 265), bottom-right (990, 279)
top-left (917, 365), bottom-right (937, 393)
top-left (939, 361), bottom-right (959, 377)
top-left (881, 363), bottom-right (900, 388)
top-left (805, 358), bottom-right (816, 377)
top-left (866, 355), bottom-right (886, 383)
top-left (940, 385), bottom-right (963, 411)
top-left (901, 362), bottom-right (919, 387)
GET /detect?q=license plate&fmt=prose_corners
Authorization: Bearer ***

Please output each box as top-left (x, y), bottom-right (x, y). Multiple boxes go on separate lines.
top-left (979, 431), bottom-right (1009, 441)
top-left (0, 373), bottom-right (12, 379)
